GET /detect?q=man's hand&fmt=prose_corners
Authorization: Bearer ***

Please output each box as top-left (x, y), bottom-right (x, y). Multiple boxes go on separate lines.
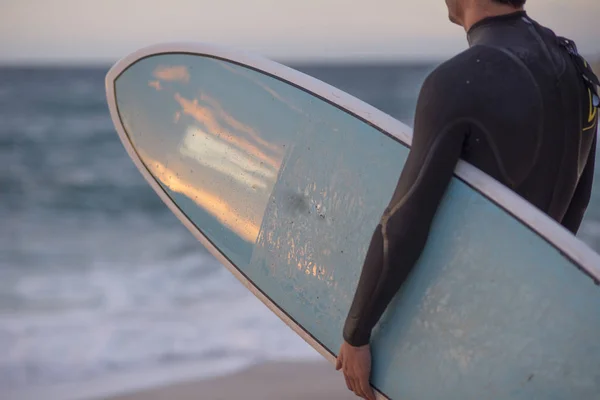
top-left (335, 340), bottom-right (376, 400)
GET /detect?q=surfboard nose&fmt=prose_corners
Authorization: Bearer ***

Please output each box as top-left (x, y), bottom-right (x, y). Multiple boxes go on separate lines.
top-left (107, 51), bottom-right (298, 269)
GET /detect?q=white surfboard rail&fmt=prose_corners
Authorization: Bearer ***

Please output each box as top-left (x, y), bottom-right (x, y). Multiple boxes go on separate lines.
top-left (105, 42), bottom-right (600, 400)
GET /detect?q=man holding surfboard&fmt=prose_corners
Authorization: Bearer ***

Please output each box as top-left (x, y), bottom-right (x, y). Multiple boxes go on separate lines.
top-left (336, 0), bottom-right (600, 398)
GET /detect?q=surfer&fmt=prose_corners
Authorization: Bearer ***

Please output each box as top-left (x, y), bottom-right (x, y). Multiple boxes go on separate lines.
top-left (336, 0), bottom-right (600, 398)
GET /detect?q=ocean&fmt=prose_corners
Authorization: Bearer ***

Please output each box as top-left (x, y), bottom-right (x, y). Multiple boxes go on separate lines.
top-left (1, 63), bottom-right (599, 393)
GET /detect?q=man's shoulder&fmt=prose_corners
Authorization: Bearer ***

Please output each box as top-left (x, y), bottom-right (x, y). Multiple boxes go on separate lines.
top-left (422, 45), bottom-right (537, 95)
top-left (430, 45), bottom-right (519, 78)
top-left (414, 45), bottom-right (541, 121)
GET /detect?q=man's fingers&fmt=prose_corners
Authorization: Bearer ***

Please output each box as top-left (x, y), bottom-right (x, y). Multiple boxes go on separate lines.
top-left (349, 376), bottom-right (362, 398)
top-left (344, 368), bottom-right (362, 399)
top-left (343, 373), bottom-right (353, 391)
top-left (355, 366), bottom-right (374, 400)
top-left (360, 378), bottom-right (376, 400)
top-left (344, 368), bottom-right (358, 397)
top-left (348, 375), bottom-right (358, 394)
top-left (354, 385), bottom-right (366, 399)
top-left (351, 371), bottom-right (367, 399)
top-left (341, 363), bottom-right (352, 392)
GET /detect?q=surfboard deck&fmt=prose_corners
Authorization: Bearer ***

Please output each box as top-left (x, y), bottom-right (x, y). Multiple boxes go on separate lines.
top-left (106, 43), bottom-right (600, 400)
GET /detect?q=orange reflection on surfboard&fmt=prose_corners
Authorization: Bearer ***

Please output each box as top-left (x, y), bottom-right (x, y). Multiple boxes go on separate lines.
top-left (173, 93), bottom-right (281, 171)
top-left (141, 151), bottom-right (260, 243)
top-left (153, 65), bottom-right (190, 83)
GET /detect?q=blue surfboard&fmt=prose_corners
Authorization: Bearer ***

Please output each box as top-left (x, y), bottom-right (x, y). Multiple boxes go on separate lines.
top-left (106, 43), bottom-right (600, 400)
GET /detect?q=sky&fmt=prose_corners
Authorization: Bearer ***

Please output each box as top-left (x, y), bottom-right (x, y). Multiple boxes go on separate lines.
top-left (1, 0), bottom-right (599, 64)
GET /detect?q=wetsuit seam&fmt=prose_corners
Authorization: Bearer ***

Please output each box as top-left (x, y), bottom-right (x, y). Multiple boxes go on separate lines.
top-left (461, 117), bottom-right (518, 188)
top-left (380, 120), bottom-right (464, 224)
top-left (473, 44), bottom-right (544, 185)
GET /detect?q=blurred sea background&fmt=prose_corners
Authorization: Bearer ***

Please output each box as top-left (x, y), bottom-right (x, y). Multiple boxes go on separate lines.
top-left (1, 60), bottom-right (599, 393)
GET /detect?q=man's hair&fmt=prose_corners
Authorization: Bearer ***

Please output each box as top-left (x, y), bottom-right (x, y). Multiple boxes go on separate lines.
top-left (492, 0), bottom-right (526, 7)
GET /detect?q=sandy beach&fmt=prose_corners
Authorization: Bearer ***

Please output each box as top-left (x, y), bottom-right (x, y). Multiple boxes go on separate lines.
top-left (106, 360), bottom-right (356, 400)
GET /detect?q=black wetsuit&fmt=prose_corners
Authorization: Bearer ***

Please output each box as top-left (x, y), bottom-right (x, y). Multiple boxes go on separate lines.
top-left (343, 11), bottom-right (600, 347)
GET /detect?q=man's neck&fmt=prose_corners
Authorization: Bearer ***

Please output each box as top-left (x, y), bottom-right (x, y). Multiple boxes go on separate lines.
top-left (462, 4), bottom-right (524, 32)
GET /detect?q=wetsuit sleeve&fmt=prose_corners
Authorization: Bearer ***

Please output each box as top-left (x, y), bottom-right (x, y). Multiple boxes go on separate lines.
top-left (342, 68), bottom-right (469, 347)
top-left (561, 132), bottom-right (597, 235)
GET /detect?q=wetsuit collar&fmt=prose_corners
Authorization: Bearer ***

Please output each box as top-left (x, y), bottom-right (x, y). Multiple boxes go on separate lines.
top-left (467, 10), bottom-right (528, 46)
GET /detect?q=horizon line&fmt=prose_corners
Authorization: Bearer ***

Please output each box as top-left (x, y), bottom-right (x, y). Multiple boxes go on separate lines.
top-left (1, 51), bottom-right (597, 69)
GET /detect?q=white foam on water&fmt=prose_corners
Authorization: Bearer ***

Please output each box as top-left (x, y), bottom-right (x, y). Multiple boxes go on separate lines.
top-left (0, 239), bottom-right (320, 392)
